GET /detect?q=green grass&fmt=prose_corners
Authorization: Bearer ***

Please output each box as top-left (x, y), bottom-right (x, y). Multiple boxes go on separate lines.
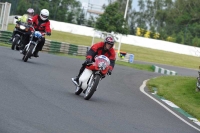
top-left (0, 43), bottom-right (10, 47)
top-left (7, 24), bottom-right (200, 70)
top-left (147, 76), bottom-right (200, 120)
top-left (116, 61), bottom-right (154, 72)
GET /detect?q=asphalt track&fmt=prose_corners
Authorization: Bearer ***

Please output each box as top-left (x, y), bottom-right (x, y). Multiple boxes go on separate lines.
top-left (0, 46), bottom-right (199, 133)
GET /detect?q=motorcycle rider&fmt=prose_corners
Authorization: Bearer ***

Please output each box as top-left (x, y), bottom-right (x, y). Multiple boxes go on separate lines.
top-left (9, 8), bottom-right (34, 42)
top-left (30, 9), bottom-right (51, 57)
top-left (72, 36), bottom-right (116, 85)
top-left (23, 9), bottom-right (51, 57)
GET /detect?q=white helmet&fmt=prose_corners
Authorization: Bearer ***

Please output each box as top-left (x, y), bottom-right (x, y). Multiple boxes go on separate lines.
top-left (27, 8), bottom-right (34, 18)
top-left (40, 9), bottom-right (49, 21)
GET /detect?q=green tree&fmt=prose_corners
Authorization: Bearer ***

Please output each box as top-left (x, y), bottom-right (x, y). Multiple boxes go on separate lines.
top-left (16, 0), bottom-right (31, 15)
top-left (95, 2), bottom-right (128, 35)
top-left (76, 9), bottom-right (86, 25)
top-left (66, 11), bottom-right (74, 23)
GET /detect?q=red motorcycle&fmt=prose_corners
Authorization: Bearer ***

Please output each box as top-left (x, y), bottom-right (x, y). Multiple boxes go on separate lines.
top-left (72, 55), bottom-right (110, 100)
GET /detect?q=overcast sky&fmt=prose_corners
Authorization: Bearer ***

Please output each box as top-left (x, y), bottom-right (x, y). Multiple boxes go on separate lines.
top-left (78, 0), bottom-right (107, 8)
top-left (78, 0), bottom-right (139, 10)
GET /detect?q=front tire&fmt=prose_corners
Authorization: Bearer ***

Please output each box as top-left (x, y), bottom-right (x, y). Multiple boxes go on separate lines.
top-left (11, 36), bottom-right (20, 50)
top-left (84, 75), bottom-right (100, 100)
top-left (23, 44), bottom-right (34, 62)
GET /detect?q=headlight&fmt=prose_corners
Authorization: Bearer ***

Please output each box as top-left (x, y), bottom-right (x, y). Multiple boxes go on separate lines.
top-left (19, 25), bottom-right (26, 30)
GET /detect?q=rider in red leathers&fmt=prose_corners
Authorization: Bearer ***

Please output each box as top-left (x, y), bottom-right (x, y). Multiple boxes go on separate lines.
top-left (72, 36), bottom-right (116, 85)
top-left (24, 9), bottom-right (51, 57)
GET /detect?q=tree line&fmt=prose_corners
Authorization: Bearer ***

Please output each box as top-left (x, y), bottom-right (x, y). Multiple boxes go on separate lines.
top-left (2, 0), bottom-right (200, 46)
top-left (130, 0), bottom-right (200, 46)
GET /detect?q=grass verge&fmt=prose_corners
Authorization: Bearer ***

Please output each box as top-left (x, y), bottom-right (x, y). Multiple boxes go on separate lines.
top-left (147, 76), bottom-right (200, 120)
top-left (0, 43), bottom-right (11, 47)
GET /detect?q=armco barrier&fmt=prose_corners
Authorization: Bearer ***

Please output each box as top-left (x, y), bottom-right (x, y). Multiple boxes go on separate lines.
top-left (77, 45), bottom-right (88, 56)
top-left (49, 41), bottom-right (61, 53)
top-left (152, 65), bottom-right (177, 75)
top-left (42, 40), bottom-right (88, 56)
top-left (60, 42), bottom-right (69, 54)
top-left (0, 30), bottom-right (12, 44)
top-left (68, 44), bottom-right (78, 55)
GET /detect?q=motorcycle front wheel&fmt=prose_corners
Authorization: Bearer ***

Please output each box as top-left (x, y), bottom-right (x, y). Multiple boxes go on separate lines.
top-left (84, 74), bottom-right (100, 100)
top-left (23, 44), bottom-right (34, 62)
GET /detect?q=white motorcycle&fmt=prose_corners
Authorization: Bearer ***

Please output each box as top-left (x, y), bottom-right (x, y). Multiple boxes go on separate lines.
top-left (72, 55), bottom-right (110, 100)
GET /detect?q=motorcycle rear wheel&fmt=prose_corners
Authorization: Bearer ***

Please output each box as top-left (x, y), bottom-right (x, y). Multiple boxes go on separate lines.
top-left (11, 36), bottom-right (20, 50)
top-left (84, 74), bottom-right (100, 100)
top-left (23, 44), bottom-right (34, 62)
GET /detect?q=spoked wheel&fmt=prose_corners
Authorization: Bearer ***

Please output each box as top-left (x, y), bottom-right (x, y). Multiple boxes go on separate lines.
top-left (23, 44), bottom-right (34, 62)
top-left (84, 75), bottom-right (100, 100)
top-left (75, 86), bottom-right (83, 95)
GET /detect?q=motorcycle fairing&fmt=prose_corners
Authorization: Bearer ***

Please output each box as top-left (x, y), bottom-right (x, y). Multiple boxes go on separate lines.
top-left (79, 68), bottom-right (93, 90)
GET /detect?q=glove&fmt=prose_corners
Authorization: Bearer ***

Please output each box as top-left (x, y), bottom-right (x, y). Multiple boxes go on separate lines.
top-left (85, 58), bottom-right (92, 65)
top-left (107, 69), bottom-right (112, 75)
top-left (47, 32), bottom-right (51, 36)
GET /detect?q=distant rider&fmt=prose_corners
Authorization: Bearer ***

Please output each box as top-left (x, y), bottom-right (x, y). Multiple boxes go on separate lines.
top-left (9, 8), bottom-right (35, 43)
top-left (72, 36), bottom-right (116, 84)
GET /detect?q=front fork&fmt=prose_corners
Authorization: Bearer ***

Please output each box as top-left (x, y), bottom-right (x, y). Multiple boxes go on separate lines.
top-left (25, 41), bottom-right (37, 54)
top-left (87, 74), bottom-right (94, 87)
top-left (87, 72), bottom-right (101, 89)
